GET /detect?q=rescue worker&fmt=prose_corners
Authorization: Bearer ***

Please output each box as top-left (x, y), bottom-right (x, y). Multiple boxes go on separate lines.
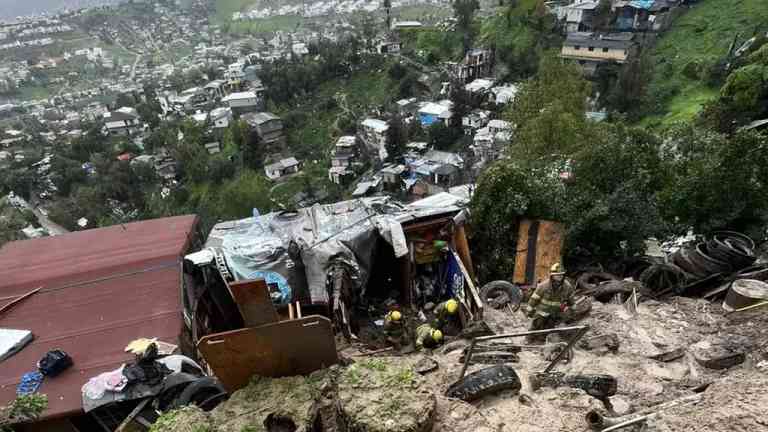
top-left (525, 263), bottom-right (575, 343)
top-left (433, 298), bottom-right (460, 331)
top-left (415, 323), bottom-right (443, 349)
top-left (383, 310), bottom-right (407, 348)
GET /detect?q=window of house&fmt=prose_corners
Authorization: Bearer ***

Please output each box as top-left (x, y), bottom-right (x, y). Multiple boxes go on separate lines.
top-left (588, 46), bottom-right (595, 52)
top-left (574, 45), bottom-right (581, 50)
top-left (603, 47), bottom-right (609, 53)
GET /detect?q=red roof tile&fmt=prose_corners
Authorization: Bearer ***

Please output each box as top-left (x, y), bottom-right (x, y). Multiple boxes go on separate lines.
top-left (0, 215), bottom-right (198, 420)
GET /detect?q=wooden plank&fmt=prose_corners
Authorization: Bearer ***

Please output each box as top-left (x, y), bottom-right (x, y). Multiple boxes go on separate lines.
top-left (452, 250), bottom-right (482, 320)
top-left (453, 225), bottom-right (476, 282)
top-left (533, 220), bottom-right (565, 285)
top-left (197, 315), bottom-right (339, 392)
top-left (513, 219), bottom-right (565, 286)
top-left (114, 397), bottom-right (151, 432)
top-left (513, 219), bottom-right (531, 285)
top-left (228, 279), bottom-right (279, 327)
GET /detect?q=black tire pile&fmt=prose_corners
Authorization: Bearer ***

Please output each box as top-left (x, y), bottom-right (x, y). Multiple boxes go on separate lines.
top-left (577, 231), bottom-right (765, 300)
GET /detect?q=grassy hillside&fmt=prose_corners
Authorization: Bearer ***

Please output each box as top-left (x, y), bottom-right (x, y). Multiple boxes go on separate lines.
top-left (645, 0), bottom-right (768, 126)
top-left (213, 0), bottom-right (258, 23)
top-left (276, 68), bottom-right (394, 161)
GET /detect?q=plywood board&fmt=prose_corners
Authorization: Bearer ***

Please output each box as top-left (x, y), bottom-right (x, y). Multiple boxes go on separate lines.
top-left (197, 316), bottom-right (338, 392)
top-left (228, 279), bottom-right (279, 327)
top-left (513, 219), bottom-right (565, 286)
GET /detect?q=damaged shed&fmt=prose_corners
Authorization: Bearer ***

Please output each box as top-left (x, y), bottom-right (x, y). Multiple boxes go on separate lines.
top-left (184, 193), bottom-right (482, 346)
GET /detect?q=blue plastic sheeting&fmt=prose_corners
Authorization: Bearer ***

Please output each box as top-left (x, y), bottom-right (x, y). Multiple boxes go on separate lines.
top-left (17, 371), bottom-right (44, 396)
top-left (419, 113), bottom-right (438, 126)
top-left (247, 270), bottom-right (291, 304)
top-left (629, 0), bottom-right (654, 9)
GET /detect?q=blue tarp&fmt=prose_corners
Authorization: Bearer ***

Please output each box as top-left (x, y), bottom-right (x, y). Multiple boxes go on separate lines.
top-left (419, 113), bottom-right (438, 126)
top-left (629, 0), bottom-right (654, 10)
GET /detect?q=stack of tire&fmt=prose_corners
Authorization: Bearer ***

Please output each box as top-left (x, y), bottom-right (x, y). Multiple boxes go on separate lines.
top-left (670, 231), bottom-right (757, 281)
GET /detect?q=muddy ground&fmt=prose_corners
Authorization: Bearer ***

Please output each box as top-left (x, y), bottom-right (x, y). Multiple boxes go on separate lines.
top-left (156, 296), bottom-right (768, 432)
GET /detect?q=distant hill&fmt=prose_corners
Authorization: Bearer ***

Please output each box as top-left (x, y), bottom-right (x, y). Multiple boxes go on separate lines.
top-left (0, 0), bottom-right (120, 21)
top-left (645, 0), bottom-right (768, 126)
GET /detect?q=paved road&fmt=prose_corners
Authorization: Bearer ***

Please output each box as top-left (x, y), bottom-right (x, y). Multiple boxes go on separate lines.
top-left (30, 205), bottom-right (69, 236)
top-left (129, 53), bottom-right (141, 80)
top-left (11, 195), bottom-right (70, 236)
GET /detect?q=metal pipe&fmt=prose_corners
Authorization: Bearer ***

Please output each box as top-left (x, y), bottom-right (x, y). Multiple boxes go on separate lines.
top-left (458, 325), bottom-right (589, 379)
top-left (586, 393), bottom-right (703, 431)
top-left (458, 338), bottom-right (477, 379)
top-left (473, 325), bottom-right (589, 343)
top-left (544, 326), bottom-right (590, 373)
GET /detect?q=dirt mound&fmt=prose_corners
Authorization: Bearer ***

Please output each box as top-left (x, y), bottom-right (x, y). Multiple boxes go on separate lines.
top-left (431, 396), bottom-right (495, 432)
top-left (210, 373), bottom-right (327, 432)
top-left (150, 405), bottom-right (212, 432)
top-left (337, 358), bottom-right (436, 432)
top-left (651, 371), bottom-right (768, 431)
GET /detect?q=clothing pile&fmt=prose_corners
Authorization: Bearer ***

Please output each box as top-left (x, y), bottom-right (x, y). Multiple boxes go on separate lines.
top-left (82, 343), bottom-right (172, 402)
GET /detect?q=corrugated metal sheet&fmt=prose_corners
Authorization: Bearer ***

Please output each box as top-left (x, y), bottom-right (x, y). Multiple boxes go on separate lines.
top-left (0, 215), bottom-right (198, 421)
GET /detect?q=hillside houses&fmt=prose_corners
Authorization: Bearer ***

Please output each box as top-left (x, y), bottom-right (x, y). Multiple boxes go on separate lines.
top-left (329, 136), bottom-right (360, 185)
top-left (103, 108), bottom-right (142, 136)
top-left (242, 112), bottom-right (285, 147)
top-left (360, 118), bottom-right (389, 161)
top-left (561, 32), bottom-right (636, 71)
top-left (265, 157), bottom-right (301, 180)
top-left (417, 101), bottom-right (453, 127)
top-left (223, 90), bottom-right (264, 115)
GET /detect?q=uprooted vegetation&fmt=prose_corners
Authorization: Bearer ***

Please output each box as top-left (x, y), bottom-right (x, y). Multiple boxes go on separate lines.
top-left (154, 360), bottom-right (437, 432)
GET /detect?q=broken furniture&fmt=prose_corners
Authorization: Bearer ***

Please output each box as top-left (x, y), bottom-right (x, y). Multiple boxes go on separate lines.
top-left (197, 278), bottom-right (338, 392)
top-left (458, 325), bottom-right (590, 380)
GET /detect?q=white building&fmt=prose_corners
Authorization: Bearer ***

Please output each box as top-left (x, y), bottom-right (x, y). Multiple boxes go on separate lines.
top-left (103, 107), bottom-right (142, 136)
top-left (209, 107), bottom-right (233, 129)
top-left (360, 118), bottom-right (389, 161)
top-left (222, 91), bottom-right (262, 114)
top-left (265, 157), bottom-right (301, 180)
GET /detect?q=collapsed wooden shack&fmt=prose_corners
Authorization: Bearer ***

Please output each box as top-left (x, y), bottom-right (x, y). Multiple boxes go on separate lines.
top-left (182, 193), bottom-right (483, 373)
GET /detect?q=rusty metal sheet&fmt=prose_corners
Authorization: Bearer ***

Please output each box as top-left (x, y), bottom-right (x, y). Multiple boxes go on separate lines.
top-left (197, 315), bottom-right (338, 392)
top-left (228, 279), bottom-right (279, 327)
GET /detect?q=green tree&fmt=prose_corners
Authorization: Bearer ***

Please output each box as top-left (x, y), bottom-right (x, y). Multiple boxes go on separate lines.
top-left (506, 54), bottom-right (591, 163)
top-left (383, 0), bottom-right (392, 29)
top-left (386, 115), bottom-right (408, 162)
top-left (470, 160), bottom-right (563, 280)
top-left (428, 122), bottom-right (462, 151)
top-left (604, 52), bottom-right (653, 118)
top-left (658, 125), bottom-right (768, 235)
top-left (115, 92), bottom-right (136, 108)
top-left (453, 0), bottom-right (480, 54)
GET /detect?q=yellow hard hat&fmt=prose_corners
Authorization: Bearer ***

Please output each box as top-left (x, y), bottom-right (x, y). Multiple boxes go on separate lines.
top-left (432, 329), bottom-right (443, 342)
top-left (389, 310), bottom-right (402, 321)
top-left (550, 262), bottom-right (563, 273)
top-left (446, 299), bottom-right (459, 314)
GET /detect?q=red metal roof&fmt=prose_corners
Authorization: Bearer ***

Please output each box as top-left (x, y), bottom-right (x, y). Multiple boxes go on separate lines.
top-left (0, 215), bottom-right (198, 420)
